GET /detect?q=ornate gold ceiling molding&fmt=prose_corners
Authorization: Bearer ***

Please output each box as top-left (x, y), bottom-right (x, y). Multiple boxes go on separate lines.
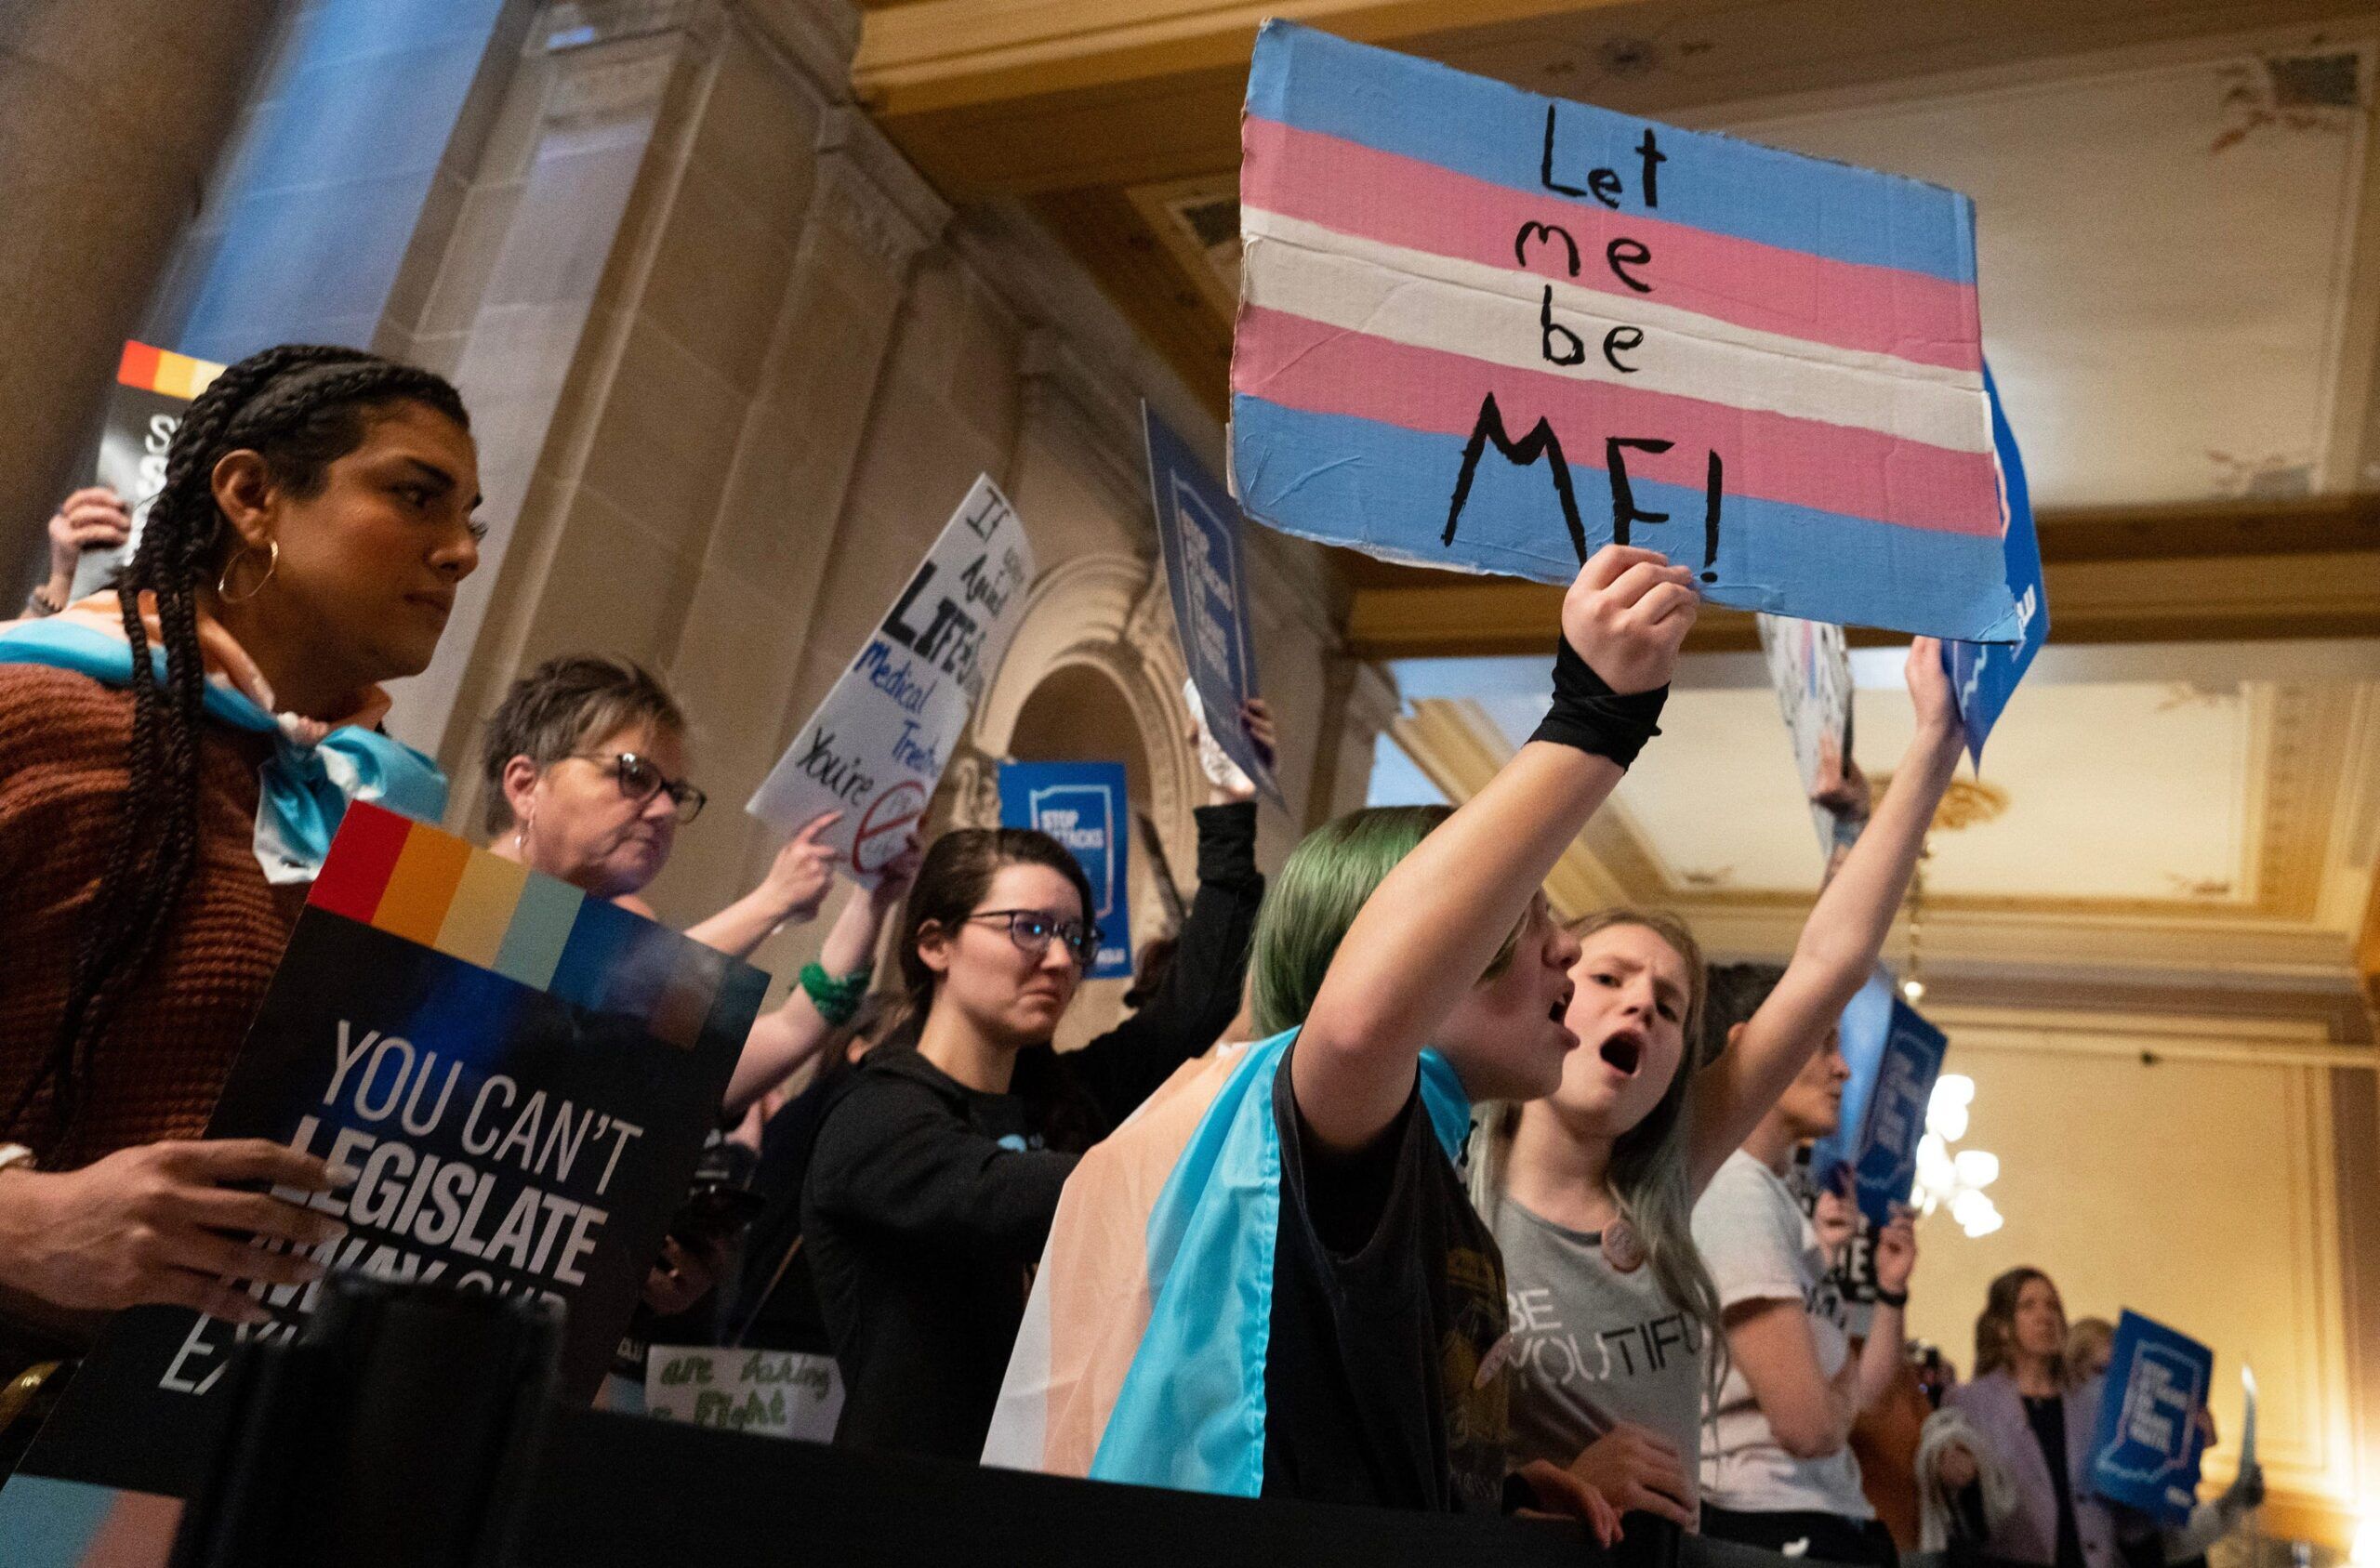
top-left (852, 0), bottom-right (1618, 118)
top-left (1346, 547), bottom-right (2380, 659)
top-left (2252, 681), bottom-right (2361, 924)
top-left (1395, 692), bottom-right (2375, 935)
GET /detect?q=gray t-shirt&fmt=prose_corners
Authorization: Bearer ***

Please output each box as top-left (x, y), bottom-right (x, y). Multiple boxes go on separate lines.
top-left (1493, 1195), bottom-right (1708, 1509)
top-left (1691, 1151), bottom-right (1872, 1520)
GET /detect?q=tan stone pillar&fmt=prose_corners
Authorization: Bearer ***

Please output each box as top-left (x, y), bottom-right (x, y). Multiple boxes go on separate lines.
top-left (654, 103), bottom-right (950, 913)
top-left (0, 0), bottom-right (282, 569)
top-left (1305, 657), bottom-right (1402, 834)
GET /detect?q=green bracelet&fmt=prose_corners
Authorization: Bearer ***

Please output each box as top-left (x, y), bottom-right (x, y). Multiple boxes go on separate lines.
top-left (799, 962), bottom-right (871, 1027)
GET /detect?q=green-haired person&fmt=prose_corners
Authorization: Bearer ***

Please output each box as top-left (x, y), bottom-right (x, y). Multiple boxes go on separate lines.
top-left (1474, 638), bottom-right (1960, 1544)
top-left (985, 545), bottom-right (1695, 1534)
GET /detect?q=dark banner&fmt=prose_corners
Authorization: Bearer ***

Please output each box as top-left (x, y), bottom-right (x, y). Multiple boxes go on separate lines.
top-left (68, 342), bottom-right (225, 600)
top-left (0, 804), bottom-right (764, 1548)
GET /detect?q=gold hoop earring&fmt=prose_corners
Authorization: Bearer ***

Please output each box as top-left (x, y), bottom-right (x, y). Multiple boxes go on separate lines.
top-left (217, 540), bottom-right (280, 604)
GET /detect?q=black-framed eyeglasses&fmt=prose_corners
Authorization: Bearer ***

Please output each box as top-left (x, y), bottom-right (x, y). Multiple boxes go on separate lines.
top-left (575, 751), bottom-right (707, 824)
top-left (967, 909), bottom-right (1103, 968)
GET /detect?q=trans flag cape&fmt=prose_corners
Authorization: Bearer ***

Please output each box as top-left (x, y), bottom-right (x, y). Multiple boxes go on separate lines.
top-left (982, 1028), bottom-right (1473, 1494)
top-left (1231, 21), bottom-right (2026, 644)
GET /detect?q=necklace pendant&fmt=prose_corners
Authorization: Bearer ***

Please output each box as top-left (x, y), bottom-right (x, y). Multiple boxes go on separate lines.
top-left (1601, 1218), bottom-right (1646, 1273)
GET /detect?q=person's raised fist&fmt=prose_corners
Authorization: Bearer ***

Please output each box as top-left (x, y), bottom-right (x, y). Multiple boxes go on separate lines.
top-left (1559, 546), bottom-right (1699, 696)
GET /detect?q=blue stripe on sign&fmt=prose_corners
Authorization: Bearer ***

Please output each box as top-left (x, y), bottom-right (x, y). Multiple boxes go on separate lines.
top-left (1244, 20), bottom-right (1977, 286)
top-left (0, 1473), bottom-right (125, 1568)
top-left (547, 896), bottom-right (645, 1014)
top-left (1231, 394), bottom-right (2023, 643)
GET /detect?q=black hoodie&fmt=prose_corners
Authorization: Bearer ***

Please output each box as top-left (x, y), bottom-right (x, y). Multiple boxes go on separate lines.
top-left (798, 800), bottom-right (1265, 1459)
top-left (800, 1048), bottom-right (1073, 1458)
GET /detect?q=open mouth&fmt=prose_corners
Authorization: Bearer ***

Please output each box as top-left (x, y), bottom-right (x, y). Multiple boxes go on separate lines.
top-left (1546, 984), bottom-right (1573, 1027)
top-left (1599, 1033), bottom-right (1644, 1077)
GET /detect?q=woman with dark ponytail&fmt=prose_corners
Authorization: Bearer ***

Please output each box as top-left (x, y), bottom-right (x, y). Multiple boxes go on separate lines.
top-left (0, 344), bottom-right (480, 1342)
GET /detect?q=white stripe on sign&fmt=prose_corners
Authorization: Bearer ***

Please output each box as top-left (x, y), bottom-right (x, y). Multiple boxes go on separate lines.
top-left (1240, 206), bottom-right (1991, 455)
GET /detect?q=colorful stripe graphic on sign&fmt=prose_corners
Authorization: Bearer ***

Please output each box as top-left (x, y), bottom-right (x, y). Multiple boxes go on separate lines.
top-left (1230, 21), bottom-right (2026, 643)
top-left (309, 801), bottom-right (751, 1049)
top-left (114, 340), bottom-right (226, 402)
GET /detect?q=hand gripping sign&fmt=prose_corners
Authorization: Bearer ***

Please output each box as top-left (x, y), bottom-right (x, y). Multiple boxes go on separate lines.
top-left (68, 341), bottom-right (229, 600)
top-left (1144, 404), bottom-right (1281, 804)
top-left (749, 477), bottom-right (1035, 884)
top-left (1230, 22), bottom-right (2033, 643)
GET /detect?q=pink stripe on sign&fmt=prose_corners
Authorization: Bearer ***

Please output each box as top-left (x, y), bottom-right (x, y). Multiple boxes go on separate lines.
top-left (1233, 306), bottom-right (2001, 537)
top-left (1242, 115), bottom-right (1983, 375)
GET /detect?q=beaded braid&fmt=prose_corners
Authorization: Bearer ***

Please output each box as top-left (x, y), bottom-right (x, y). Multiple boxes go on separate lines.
top-left (8, 345), bottom-right (469, 1152)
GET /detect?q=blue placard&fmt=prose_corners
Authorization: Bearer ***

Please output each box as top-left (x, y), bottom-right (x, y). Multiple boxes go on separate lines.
top-left (1944, 365), bottom-right (2047, 764)
top-left (1845, 995), bottom-right (1948, 1225)
top-left (1809, 967), bottom-right (1897, 1192)
top-left (998, 761), bottom-right (1134, 981)
top-left (1143, 404), bottom-right (1281, 803)
top-left (2090, 1310), bottom-right (2215, 1525)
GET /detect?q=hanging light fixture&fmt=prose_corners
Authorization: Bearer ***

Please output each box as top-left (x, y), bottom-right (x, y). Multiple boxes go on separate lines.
top-left (1912, 1074), bottom-right (2002, 1237)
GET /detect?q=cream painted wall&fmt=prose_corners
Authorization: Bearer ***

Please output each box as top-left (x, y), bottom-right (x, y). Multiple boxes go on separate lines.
top-left (1906, 1016), bottom-right (2360, 1530)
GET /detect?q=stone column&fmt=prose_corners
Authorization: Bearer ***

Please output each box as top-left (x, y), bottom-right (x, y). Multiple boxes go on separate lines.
top-left (653, 102), bottom-right (949, 913)
top-left (0, 0), bottom-right (281, 570)
top-left (1305, 657), bottom-right (1402, 833)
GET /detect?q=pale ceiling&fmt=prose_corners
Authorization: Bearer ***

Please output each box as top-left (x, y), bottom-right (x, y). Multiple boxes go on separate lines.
top-left (1705, 34), bottom-right (2376, 507)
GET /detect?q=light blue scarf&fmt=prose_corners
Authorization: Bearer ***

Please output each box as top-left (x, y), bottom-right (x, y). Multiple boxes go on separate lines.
top-left (0, 617), bottom-right (445, 882)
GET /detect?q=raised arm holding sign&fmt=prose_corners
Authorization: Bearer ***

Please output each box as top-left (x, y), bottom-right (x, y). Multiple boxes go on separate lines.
top-left (748, 477), bottom-right (1035, 884)
top-left (1144, 405), bottom-right (1281, 803)
top-left (1231, 21), bottom-right (2034, 643)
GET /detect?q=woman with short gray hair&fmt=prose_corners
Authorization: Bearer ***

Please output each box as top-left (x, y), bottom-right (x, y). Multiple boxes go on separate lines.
top-left (481, 653), bottom-right (918, 1121)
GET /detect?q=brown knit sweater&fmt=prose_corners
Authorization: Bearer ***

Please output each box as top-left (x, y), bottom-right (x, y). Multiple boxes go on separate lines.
top-left (0, 663), bottom-right (301, 1167)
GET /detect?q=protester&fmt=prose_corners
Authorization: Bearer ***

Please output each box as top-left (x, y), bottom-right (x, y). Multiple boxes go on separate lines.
top-left (1692, 1026), bottom-right (1922, 1563)
top-left (480, 652), bottom-right (927, 1349)
top-left (985, 545), bottom-right (1708, 1538)
top-left (22, 487), bottom-right (132, 619)
top-left (1477, 639), bottom-right (1956, 1540)
top-left (483, 653), bottom-right (840, 957)
top-left (733, 709), bottom-right (1269, 1363)
top-left (800, 826), bottom-right (1096, 1458)
top-left (2065, 1316), bottom-right (2116, 1385)
top-left (0, 346), bottom-right (478, 1348)
top-left (1933, 1268), bottom-right (2135, 1568)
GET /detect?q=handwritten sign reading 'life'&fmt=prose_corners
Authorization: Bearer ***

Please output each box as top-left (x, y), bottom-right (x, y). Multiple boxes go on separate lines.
top-left (1231, 21), bottom-right (2031, 643)
top-left (749, 476), bottom-right (1034, 885)
top-left (0, 805), bottom-right (761, 1555)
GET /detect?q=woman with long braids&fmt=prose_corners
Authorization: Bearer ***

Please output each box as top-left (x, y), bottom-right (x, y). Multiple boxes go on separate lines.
top-left (0, 345), bottom-right (480, 1354)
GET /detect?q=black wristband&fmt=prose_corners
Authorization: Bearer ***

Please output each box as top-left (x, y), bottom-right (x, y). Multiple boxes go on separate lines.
top-left (1527, 637), bottom-right (1668, 769)
top-left (1874, 1287), bottom-right (1909, 1309)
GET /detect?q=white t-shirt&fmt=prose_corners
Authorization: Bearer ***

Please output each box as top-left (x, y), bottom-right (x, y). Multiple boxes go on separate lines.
top-left (1691, 1150), bottom-right (1872, 1520)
